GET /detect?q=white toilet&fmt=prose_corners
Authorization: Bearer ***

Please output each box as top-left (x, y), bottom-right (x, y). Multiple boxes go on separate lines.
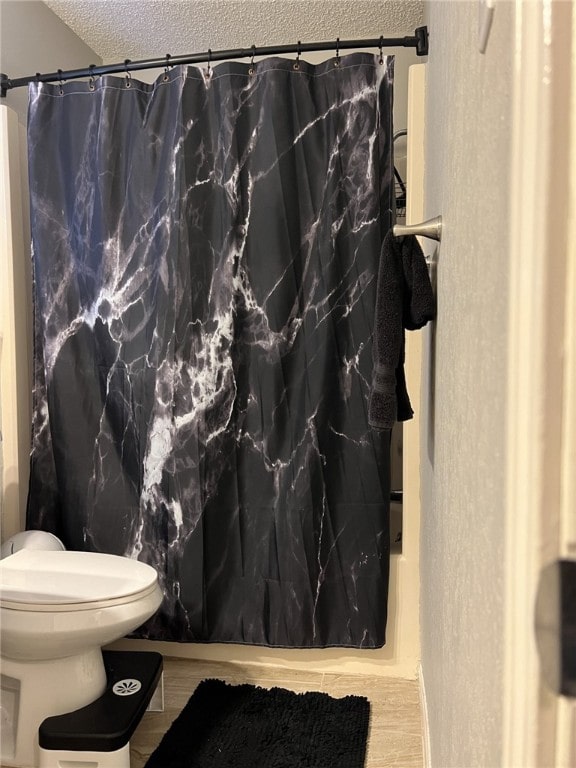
top-left (0, 547), bottom-right (163, 768)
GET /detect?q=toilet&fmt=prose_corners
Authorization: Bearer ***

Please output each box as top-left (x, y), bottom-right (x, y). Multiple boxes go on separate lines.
top-left (0, 548), bottom-right (163, 768)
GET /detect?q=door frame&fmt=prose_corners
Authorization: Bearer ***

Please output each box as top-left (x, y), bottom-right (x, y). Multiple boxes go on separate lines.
top-left (503, 1), bottom-right (574, 764)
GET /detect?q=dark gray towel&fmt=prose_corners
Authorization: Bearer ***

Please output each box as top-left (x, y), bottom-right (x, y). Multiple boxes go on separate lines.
top-left (368, 232), bottom-right (435, 430)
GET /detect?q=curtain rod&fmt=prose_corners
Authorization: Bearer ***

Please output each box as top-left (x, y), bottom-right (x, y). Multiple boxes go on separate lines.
top-left (0, 26), bottom-right (428, 98)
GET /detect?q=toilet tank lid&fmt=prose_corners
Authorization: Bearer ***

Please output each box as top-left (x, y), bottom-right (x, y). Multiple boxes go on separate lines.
top-left (0, 550), bottom-right (159, 605)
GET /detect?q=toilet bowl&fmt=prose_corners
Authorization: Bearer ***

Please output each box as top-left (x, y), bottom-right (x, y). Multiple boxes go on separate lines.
top-left (0, 549), bottom-right (163, 768)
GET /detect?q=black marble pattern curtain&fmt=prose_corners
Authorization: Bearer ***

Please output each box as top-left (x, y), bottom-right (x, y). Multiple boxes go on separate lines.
top-left (26, 53), bottom-right (394, 648)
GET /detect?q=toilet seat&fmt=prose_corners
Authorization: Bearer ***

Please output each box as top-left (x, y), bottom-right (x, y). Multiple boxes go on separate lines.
top-left (0, 550), bottom-right (159, 611)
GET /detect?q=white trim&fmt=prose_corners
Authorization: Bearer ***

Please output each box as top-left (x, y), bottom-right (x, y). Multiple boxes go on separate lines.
top-left (396, 60), bottom-right (427, 675)
top-left (560, 0), bottom-right (576, 562)
top-left (0, 104), bottom-right (29, 543)
top-left (503, 1), bottom-right (576, 765)
top-left (556, 700), bottom-right (576, 768)
top-left (502, 2), bottom-right (551, 765)
top-left (418, 664), bottom-right (431, 768)
top-left (555, 4), bottom-right (576, 765)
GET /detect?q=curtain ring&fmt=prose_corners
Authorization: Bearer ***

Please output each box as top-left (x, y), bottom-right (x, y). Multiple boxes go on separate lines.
top-left (163, 53), bottom-right (171, 82)
top-left (88, 64), bottom-right (96, 91)
top-left (206, 49), bottom-right (212, 77)
top-left (249, 45), bottom-right (256, 76)
top-left (293, 41), bottom-right (301, 71)
top-left (124, 59), bottom-right (132, 88)
top-left (57, 68), bottom-right (64, 95)
top-left (35, 72), bottom-right (42, 84)
top-left (379, 36), bottom-right (384, 65)
top-left (334, 37), bottom-right (340, 67)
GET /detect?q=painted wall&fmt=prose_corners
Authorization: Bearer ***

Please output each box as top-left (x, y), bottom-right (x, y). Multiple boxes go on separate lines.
top-left (0, 0), bottom-right (102, 123)
top-left (420, 1), bottom-right (513, 765)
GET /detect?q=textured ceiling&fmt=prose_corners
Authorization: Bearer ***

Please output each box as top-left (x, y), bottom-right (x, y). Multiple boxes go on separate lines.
top-left (44, 0), bottom-right (424, 63)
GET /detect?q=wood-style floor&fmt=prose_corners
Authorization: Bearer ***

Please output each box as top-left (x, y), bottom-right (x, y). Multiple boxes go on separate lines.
top-left (130, 658), bottom-right (423, 768)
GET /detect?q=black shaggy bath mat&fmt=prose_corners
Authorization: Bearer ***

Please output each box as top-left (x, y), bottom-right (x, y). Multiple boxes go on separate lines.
top-left (144, 678), bottom-right (370, 768)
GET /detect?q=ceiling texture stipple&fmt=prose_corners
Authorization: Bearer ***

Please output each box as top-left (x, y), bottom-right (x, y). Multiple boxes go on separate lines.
top-left (44, 0), bottom-right (424, 63)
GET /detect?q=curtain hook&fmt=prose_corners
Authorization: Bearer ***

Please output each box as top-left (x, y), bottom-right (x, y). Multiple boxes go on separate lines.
top-left (206, 48), bottom-right (212, 78)
top-left (293, 40), bottom-right (301, 71)
top-left (335, 37), bottom-right (341, 67)
top-left (249, 45), bottom-right (256, 76)
top-left (57, 68), bottom-right (64, 95)
top-left (88, 64), bottom-right (96, 91)
top-left (379, 36), bottom-right (384, 65)
top-left (163, 53), bottom-right (171, 82)
top-left (124, 59), bottom-right (132, 88)
top-left (35, 72), bottom-right (42, 84)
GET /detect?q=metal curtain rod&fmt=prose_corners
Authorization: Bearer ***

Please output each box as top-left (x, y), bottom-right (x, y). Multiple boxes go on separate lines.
top-left (0, 26), bottom-right (428, 97)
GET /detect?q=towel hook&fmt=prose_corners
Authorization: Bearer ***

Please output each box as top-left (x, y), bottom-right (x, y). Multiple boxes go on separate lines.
top-left (392, 216), bottom-right (443, 242)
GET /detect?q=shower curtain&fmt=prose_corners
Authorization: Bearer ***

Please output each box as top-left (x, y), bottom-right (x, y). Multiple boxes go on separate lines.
top-left (26, 53), bottom-right (394, 648)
